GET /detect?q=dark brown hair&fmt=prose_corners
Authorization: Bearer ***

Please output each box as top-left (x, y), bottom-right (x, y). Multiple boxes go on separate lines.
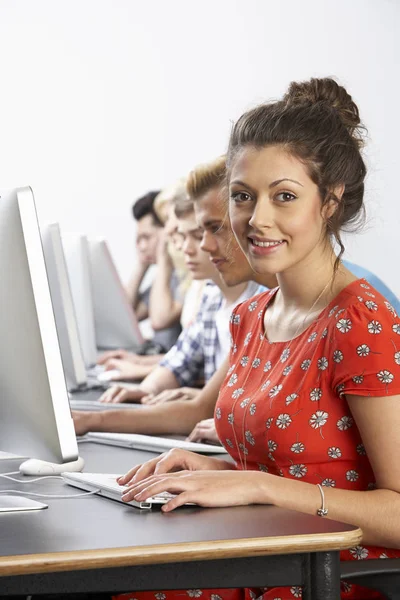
top-left (227, 77), bottom-right (367, 262)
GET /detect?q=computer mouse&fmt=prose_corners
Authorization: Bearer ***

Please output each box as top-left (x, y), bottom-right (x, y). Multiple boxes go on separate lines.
top-left (19, 456), bottom-right (85, 476)
top-left (97, 369), bottom-right (120, 382)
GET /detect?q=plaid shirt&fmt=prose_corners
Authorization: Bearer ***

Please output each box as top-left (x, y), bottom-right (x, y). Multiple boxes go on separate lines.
top-left (159, 282), bottom-right (223, 386)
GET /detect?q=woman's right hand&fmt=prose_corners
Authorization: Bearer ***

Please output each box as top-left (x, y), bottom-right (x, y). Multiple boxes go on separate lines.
top-left (99, 384), bottom-right (146, 403)
top-left (118, 448), bottom-right (230, 486)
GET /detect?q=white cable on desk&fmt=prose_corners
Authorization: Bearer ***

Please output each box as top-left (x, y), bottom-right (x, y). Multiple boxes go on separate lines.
top-left (0, 473), bottom-right (63, 483)
top-left (0, 488), bottom-right (101, 499)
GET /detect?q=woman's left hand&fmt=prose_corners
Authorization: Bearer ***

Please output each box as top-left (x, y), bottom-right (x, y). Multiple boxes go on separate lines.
top-left (121, 469), bottom-right (269, 512)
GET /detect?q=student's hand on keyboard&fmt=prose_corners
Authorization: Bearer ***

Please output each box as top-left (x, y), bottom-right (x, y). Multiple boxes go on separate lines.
top-left (102, 358), bottom-right (148, 381)
top-left (118, 448), bottom-right (232, 487)
top-left (99, 384), bottom-right (146, 404)
top-left (186, 418), bottom-right (221, 444)
top-left (97, 349), bottom-right (136, 365)
top-left (120, 468), bottom-right (264, 512)
top-left (141, 387), bottom-right (200, 405)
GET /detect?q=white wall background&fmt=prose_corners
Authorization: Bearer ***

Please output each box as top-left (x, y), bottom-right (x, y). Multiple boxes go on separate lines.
top-left (0, 0), bottom-right (398, 294)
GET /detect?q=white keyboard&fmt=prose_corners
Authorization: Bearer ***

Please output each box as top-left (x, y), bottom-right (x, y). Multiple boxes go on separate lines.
top-left (63, 471), bottom-right (178, 509)
top-left (70, 399), bottom-right (140, 411)
top-left (86, 432), bottom-right (228, 454)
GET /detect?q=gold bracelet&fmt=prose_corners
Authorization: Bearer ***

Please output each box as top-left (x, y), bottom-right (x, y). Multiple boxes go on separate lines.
top-left (316, 483), bottom-right (328, 517)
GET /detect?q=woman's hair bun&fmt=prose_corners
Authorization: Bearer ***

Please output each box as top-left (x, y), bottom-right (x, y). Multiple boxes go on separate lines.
top-left (283, 77), bottom-right (364, 146)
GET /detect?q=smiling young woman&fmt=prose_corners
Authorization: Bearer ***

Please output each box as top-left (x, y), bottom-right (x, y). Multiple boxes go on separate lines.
top-left (114, 78), bottom-right (400, 600)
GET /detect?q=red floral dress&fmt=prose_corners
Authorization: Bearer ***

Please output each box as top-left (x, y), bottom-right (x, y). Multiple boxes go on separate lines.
top-left (114, 279), bottom-right (400, 600)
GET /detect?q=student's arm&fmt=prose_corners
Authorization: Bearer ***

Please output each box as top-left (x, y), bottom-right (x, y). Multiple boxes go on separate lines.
top-left (73, 357), bottom-right (229, 436)
top-left (126, 263), bottom-right (149, 320)
top-left (149, 237), bottom-right (183, 330)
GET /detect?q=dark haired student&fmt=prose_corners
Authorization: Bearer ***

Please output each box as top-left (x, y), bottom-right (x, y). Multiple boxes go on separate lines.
top-left (126, 190), bottom-right (183, 352)
top-left (115, 78), bottom-right (400, 600)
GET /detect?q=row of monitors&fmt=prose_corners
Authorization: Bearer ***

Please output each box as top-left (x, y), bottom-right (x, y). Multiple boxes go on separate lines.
top-left (43, 209), bottom-right (144, 391)
top-left (0, 187), bottom-right (141, 466)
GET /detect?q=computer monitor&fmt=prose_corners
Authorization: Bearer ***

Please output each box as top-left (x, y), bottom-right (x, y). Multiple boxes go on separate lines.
top-left (88, 239), bottom-right (144, 350)
top-left (62, 233), bottom-right (98, 367)
top-left (41, 223), bottom-right (87, 391)
top-left (0, 188), bottom-right (78, 469)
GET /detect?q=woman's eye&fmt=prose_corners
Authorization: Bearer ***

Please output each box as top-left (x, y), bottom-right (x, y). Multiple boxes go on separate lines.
top-left (276, 192), bottom-right (296, 203)
top-left (230, 191), bottom-right (252, 203)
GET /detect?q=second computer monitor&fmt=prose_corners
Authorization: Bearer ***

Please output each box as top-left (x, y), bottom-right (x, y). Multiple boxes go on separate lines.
top-left (88, 239), bottom-right (144, 349)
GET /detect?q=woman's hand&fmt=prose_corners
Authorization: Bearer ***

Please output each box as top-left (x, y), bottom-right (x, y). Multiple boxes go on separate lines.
top-left (99, 384), bottom-right (146, 404)
top-left (118, 448), bottom-right (233, 487)
top-left (141, 387), bottom-right (200, 405)
top-left (121, 469), bottom-right (267, 512)
top-left (186, 418), bottom-right (220, 444)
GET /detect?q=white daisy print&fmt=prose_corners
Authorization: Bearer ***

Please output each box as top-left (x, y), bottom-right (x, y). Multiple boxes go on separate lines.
top-left (232, 388), bottom-right (245, 399)
top-left (318, 357), bottom-right (328, 370)
top-left (356, 443), bottom-right (366, 455)
top-left (210, 595), bottom-right (223, 600)
top-left (360, 283), bottom-right (370, 289)
top-left (352, 375), bottom-right (364, 384)
top-left (301, 359), bottom-right (311, 370)
top-left (349, 546), bottom-right (369, 560)
top-left (244, 332), bottom-right (252, 346)
top-left (336, 383), bottom-right (345, 396)
top-left (328, 446), bottom-right (342, 459)
top-left (357, 344), bottom-right (370, 357)
top-left (357, 296), bottom-right (364, 303)
top-left (377, 370), bottom-right (394, 384)
top-left (238, 442), bottom-right (248, 455)
top-left (309, 410), bottom-right (328, 429)
top-left (337, 415), bottom-right (353, 431)
top-left (227, 413), bottom-right (234, 424)
top-left (335, 308), bottom-right (345, 319)
top-left (249, 403), bottom-right (256, 416)
top-left (269, 384), bottom-right (283, 398)
top-left (365, 300), bottom-right (378, 312)
top-left (261, 380), bottom-right (271, 392)
top-left (257, 310), bottom-right (263, 320)
top-left (291, 442), bottom-right (305, 454)
top-left (328, 305), bottom-right (339, 318)
top-left (346, 469), bottom-right (359, 482)
top-left (265, 417), bottom-right (273, 429)
top-left (290, 586), bottom-right (302, 598)
top-left (333, 350), bottom-right (343, 363)
top-left (280, 348), bottom-right (290, 363)
top-left (368, 320), bottom-right (382, 334)
top-left (225, 438), bottom-right (234, 448)
top-left (276, 413), bottom-right (292, 429)
top-left (337, 318), bottom-right (352, 333)
top-left (155, 594), bottom-right (166, 600)
top-left (252, 358), bottom-right (261, 368)
top-left (321, 478), bottom-right (336, 487)
top-left (240, 356), bottom-right (249, 367)
top-left (321, 327), bottom-right (328, 338)
top-left (257, 463), bottom-right (268, 473)
top-left (245, 430), bottom-right (255, 445)
top-left (228, 374), bottom-right (238, 387)
top-left (379, 552), bottom-right (389, 559)
top-left (384, 301), bottom-right (397, 317)
top-left (264, 360), bottom-right (272, 372)
top-left (215, 407), bottom-right (221, 419)
top-left (240, 397), bottom-right (251, 408)
top-left (286, 393), bottom-right (298, 405)
top-left (268, 440), bottom-right (278, 452)
top-left (365, 291), bottom-right (376, 298)
top-left (308, 332), bottom-right (318, 342)
top-left (310, 388), bottom-right (322, 402)
top-left (227, 364), bottom-right (236, 375)
top-left (394, 351), bottom-right (400, 365)
top-left (187, 590), bottom-right (203, 598)
top-left (232, 343), bottom-right (238, 354)
top-left (392, 324), bottom-right (400, 335)
top-left (289, 464), bottom-right (307, 478)
top-left (248, 300), bottom-right (258, 312)
top-left (283, 365), bottom-right (293, 376)
top-left (232, 314), bottom-right (240, 325)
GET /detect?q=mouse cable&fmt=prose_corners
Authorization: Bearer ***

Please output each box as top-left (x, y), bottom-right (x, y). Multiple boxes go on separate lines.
top-left (0, 488), bottom-right (101, 499)
top-left (0, 473), bottom-right (64, 484)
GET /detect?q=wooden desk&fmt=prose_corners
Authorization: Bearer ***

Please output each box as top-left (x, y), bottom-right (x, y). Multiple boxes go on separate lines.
top-left (0, 442), bottom-right (362, 599)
